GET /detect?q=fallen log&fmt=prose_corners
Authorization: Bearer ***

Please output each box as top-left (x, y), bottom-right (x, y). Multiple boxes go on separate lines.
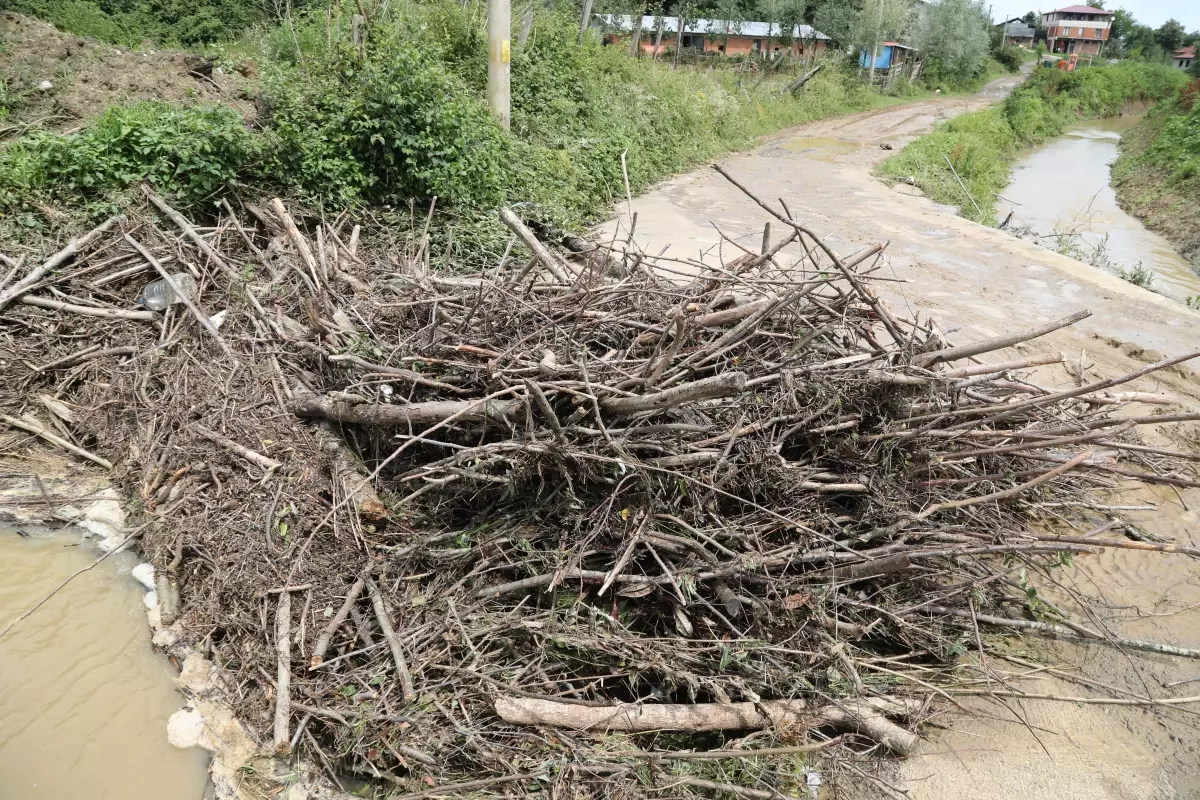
top-left (601, 372), bottom-right (746, 414)
top-left (499, 207), bottom-right (574, 284)
top-left (292, 391), bottom-right (522, 427)
top-left (495, 695), bottom-right (921, 756)
top-left (915, 310), bottom-right (1090, 367)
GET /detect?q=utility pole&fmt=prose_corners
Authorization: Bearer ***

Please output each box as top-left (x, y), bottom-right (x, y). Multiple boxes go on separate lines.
top-left (488, 0), bottom-right (511, 130)
top-left (579, 0), bottom-right (593, 43)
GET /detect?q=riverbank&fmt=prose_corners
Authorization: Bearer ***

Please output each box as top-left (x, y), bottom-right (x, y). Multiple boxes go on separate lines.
top-left (995, 117), bottom-right (1200, 301)
top-left (1111, 89), bottom-right (1200, 265)
top-left (876, 62), bottom-right (1186, 226)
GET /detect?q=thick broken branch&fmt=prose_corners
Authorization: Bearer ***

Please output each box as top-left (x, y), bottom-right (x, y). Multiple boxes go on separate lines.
top-left (495, 696), bottom-right (921, 756)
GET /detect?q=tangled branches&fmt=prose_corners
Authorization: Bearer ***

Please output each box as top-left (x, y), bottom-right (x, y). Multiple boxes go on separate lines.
top-left (2, 175), bottom-right (1198, 798)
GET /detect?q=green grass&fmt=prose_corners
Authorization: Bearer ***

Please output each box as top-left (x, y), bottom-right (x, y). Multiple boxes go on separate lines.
top-left (877, 61), bottom-right (1187, 225)
top-left (1111, 80), bottom-right (1200, 259)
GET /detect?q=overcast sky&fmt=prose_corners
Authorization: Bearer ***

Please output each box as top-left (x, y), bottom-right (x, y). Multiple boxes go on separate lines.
top-left (987, 0), bottom-right (1200, 30)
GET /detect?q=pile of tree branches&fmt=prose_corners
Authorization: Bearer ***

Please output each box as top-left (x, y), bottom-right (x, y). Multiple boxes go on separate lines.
top-left (2, 172), bottom-right (1199, 798)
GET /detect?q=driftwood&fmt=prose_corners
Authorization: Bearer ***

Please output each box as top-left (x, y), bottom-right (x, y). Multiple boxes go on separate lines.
top-left (274, 591), bottom-right (292, 753)
top-left (292, 391), bottom-right (522, 426)
top-left (311, 573), bottom-right (367, 669)
top-left (0, 215), bottom-right (122, 314)
top-left (19, 294), bottom-right (156, 321)
top-left (0, 414), bottom-right (112, 469)
top-left (365, 578), bottom-right (414, 699)
top-left (786, 63), bottom-right (823, 93)
top-left (499, 207), bottom-right (574, 283)
top-left (195, 425), bottom-right (282, 473)
top-left (6, 177), bottom-right (1200, 796)
top-left (915, 310), bottom-right (1090, 367)
top-left (495, 696), bottom-right (922, 756)
top-left (600, 372), bottom-right (746, 414)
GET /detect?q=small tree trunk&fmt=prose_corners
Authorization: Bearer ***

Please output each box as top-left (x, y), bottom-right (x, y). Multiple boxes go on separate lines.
top-left (869, 42), bottom-right (879, 83)
top-left (629, 14), bottom-right (643, 57)
top-left (673, 15), bottom-right (684, 67)
top-left (652, 18), bottom-right (663, 61)
top-left (578, 0), bottom-right (593, 44)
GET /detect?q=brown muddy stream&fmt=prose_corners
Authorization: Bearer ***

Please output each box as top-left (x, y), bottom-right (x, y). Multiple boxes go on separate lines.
top-left (0, 528), bottom-right (209, 799)
top-left (997, 116), bottom-right (1200, 301)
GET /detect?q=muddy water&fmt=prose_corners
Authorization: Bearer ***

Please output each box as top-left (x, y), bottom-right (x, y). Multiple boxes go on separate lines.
top-left (0, 528), bottom-right (209, 800)
top-left (998, 117), bottom-right (1200, 301)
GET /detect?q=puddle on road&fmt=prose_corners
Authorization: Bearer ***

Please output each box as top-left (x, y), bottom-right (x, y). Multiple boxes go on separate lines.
top-left (998, 117), bottom-right (1200, 301)
top-left (778, 136), bottom-right (867, 161)
top-left (0, 527), bottom-right (209, 800)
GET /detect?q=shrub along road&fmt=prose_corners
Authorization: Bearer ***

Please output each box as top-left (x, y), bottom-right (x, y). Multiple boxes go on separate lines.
top-left (600, 72), bottom-right (1200, 800)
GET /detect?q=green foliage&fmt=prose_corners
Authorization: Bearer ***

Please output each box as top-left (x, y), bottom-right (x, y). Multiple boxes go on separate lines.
top-left (878, 62), bottom-right (1187, 224)
top-left (4, 0), bottom-right (886, 249)
top-left (1116, 262), bottom-right (1154, 288)
top-left (2, 0), bottom-right (319, 45)
top-left (252, 2), bottom-right (881, 231)
top-left (1111, 81), bottom-right (1200, 259)
top-left (259, 29), bottom-right (507, 209)
top-left (0, 102), bottom-right (255, 211)
top-left (910, 0), bottom-right (993, 88)
top-left (992, 45), bottom-right (1023, 72)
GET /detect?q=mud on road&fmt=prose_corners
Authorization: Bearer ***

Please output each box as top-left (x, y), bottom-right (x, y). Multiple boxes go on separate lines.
top-left (600, 74), bottom-right (1200, 799)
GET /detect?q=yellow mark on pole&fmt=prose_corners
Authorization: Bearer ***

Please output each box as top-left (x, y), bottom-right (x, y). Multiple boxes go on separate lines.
top-left (502, 39), bottom-right (511, 64)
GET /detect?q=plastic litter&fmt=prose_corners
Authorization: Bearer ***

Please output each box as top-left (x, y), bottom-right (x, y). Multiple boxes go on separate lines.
top-left (139, 273), bottom-right (197, 311)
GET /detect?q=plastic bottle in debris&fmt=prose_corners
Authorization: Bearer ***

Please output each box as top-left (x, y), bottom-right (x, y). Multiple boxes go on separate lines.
top-left (139, 273), bottom-right (197, 311)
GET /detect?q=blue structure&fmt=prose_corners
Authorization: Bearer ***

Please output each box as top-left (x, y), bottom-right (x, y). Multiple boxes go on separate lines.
top-left (859, 42), bottom-right (912, 70)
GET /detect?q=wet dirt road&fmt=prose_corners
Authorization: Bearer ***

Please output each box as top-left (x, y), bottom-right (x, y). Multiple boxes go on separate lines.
top-left (599, 75), bottom-right (1200, 799)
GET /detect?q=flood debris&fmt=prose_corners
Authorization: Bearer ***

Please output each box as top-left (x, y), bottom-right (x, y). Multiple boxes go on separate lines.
top-left (2, 174), bottom-right (1199, 797)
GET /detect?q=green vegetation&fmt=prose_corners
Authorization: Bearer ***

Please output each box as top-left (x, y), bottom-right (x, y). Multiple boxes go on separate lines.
top-left (0, 103), bottom-right (254, 211)
top-left (1111, 81), bottom-right (1200, 260)
top-left (0, 0), bottom-right (306, 46)
top-left (0, 2), bottom-right (888, 255)
top-left (877, 62), bottom-right (1187, 225)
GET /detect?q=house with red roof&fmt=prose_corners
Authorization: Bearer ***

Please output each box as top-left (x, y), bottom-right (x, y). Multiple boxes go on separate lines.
top-left (1043, 5), bottom-right (1112, 56)
top-left (1173, 45), bottom-right (1197, 70)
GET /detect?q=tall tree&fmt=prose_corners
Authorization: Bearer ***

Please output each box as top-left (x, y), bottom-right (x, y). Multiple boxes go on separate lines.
top-left (910, 0), bottom-right (990, 85)
top-left (1155, 18), bottom-right (1185, 53)
top-left (854, 0), bottom-right (910, 82)
top-left (1109, 7), bottom-right (1135, 43)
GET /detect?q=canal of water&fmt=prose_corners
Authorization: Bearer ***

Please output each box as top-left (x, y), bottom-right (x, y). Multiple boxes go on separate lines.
top-left (0, 527), bottom-right (210, 799)
top-left (997, 115), bottom-right (1200, 302)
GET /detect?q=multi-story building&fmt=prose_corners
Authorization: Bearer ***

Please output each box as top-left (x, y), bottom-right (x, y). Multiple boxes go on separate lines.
top-left (1044, 5), bottom-right (1112, 56)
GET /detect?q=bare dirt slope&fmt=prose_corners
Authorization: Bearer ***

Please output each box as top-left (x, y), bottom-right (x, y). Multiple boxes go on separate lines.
top-left (599, 75), bottom-right (1200, 799)
top-left (0, 13), bottom-right (255, 136)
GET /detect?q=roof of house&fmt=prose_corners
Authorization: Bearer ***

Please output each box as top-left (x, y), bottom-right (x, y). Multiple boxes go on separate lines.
top-left (1004, 22), bottom-right (1036, 38)
top-left (1174, 45), bottom-right (1197, 59)
top-left (594, 14), bottom-right (831, 41)
top-left (882, 42), bottom-right (915, 49)
top-left (1046, 5), bottom-right (1113, 15)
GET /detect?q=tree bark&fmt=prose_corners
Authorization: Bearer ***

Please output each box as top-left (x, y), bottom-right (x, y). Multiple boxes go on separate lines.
top-left (495, 696), bottom-right (921, 756)
top-left (915, 310), bottom-right (1090, 367)
top-left (292, 392), bottom-right (521, 427)
top-left (600, 372), bottom-right (746, 414)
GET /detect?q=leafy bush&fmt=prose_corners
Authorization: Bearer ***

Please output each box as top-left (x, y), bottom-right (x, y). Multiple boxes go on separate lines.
top-left (3, 0), bottom-right (324, 45)
top-left (0, 102), bottom-right (256, 210)
top-left (992, 45), bottom-right (1023, 72)
top-left (879, 62), bottom-right (1187, 223)
top-left (253, 3), bottom-right (880, 229)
